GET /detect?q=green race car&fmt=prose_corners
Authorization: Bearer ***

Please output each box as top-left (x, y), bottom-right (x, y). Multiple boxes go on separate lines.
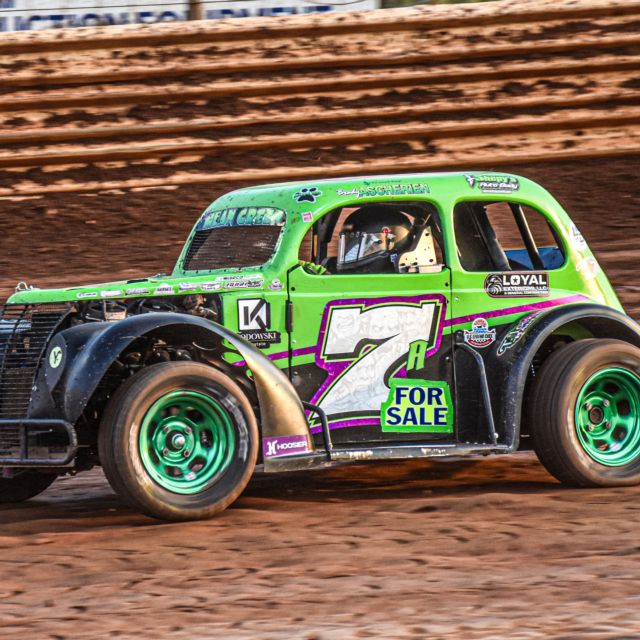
top-left (2, 172), bottom-right (640, 520)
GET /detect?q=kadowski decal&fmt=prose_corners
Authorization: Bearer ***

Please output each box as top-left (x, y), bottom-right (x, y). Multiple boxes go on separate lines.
top-left (124, 287), bottom-right (149, 296)
top-left (497, 311), bottom-right (542, 356)
top-left (463, 317), bottom-right (496, 348)
top-left (485, 272), bottom-right (549, 298)
top-left (310, 295), bottom-right (445, 429)
top-left (465, 174), bottom-right (519, 194)
top-left (262, 435), bottom-right (311, 459)
top-left (237, 298), bottom-right (281, 347)
top-left (294, 187), bottom-right (322, 203)
top-left (336, 183), bottom-right (429, 199)
top-left (381, 379), bottom-right (453, 434)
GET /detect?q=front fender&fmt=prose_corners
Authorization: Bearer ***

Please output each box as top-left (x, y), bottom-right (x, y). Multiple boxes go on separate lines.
top-left (37, 313), bottom-right (309, 443)
top-left (487, 303), bottom-right (640, 448)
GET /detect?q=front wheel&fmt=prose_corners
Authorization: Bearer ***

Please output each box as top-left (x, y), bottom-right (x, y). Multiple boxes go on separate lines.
top-left (0, 470), bottom-right (57, 503)
top-left (98, 362), bottom-right (258, 521)
top-left (529, 339), bottom-right (640, 487)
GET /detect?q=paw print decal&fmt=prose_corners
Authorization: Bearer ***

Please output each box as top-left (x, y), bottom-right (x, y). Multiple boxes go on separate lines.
top-left (294, 187), bottom-right (322, 203)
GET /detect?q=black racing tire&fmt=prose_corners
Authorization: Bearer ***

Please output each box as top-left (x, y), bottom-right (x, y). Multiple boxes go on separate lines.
top-left (529, 338), bottom-right (640, 487)
top-left (0, 470), bottom-right (57, 503)
top-left (98, 361), bottom-right (258, 521)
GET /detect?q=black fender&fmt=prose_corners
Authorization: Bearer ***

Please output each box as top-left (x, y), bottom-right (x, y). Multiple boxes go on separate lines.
top-left (34, 313), bottom-right (309, 444)
top-left (485, 303), bottom-right (640, 449)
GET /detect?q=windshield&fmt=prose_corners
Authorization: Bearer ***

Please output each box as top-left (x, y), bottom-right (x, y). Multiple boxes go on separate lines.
top-left (182, 206), bottom-right (286, 271)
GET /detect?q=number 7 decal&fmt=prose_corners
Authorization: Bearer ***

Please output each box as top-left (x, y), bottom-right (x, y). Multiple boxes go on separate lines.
top-left (311, 295), bottom-right (446, 428)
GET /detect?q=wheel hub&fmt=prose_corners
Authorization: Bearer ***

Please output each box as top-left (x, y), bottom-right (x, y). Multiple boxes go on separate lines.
top-left (575, 368), bottom-right (640, 466)
top-left (139, 390), bottom-right (236, 494)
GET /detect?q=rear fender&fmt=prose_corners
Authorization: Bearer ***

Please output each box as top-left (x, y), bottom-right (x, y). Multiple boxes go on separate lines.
top-left (485, 303), bottom-right (640, 448)
top-left (34, 313), bottom-right (309, 445)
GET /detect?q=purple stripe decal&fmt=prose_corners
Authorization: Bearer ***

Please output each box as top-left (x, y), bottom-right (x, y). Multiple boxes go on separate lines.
top-left (233, 294), bottom-right (588, 369)
top-left (444, 294), bottom-right (588, 327)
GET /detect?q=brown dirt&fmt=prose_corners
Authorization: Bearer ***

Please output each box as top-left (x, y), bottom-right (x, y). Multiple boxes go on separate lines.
top-left (3, 454), bottom-right (640, 638)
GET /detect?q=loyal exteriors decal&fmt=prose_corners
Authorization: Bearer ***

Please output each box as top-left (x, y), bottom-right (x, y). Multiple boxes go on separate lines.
top-left (484, 272), bottom-right (549, 298)
top-left (381, 379), bottom-right (453, 434)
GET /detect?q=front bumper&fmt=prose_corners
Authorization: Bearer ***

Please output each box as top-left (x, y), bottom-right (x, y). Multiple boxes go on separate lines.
top-left (0, 419), bottom-right (77, 466)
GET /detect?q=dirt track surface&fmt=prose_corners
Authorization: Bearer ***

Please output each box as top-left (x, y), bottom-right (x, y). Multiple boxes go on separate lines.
top-left (2, 454), bottom-right (640, 639)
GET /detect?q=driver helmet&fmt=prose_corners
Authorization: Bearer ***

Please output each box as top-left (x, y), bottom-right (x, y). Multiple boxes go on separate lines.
top-left (337, 206), bottom-right (413, 273)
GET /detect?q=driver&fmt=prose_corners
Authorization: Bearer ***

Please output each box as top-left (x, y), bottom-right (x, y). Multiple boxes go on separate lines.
top-left (336, 205), bottom-right (414, 274)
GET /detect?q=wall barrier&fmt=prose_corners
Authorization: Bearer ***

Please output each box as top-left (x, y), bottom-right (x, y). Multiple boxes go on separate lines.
top-left (0, 0), bottom-right (639, 198)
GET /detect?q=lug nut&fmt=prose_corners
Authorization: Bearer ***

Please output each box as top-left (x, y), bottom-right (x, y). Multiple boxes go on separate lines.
top-left (586, 402), bottom-right (593, 411)
top-left (605, 421), bottom-right (611, 429)
top-left (163, 426), bottom-right (170, 433)
top-left (587, 424), bottom-right (594, 432)
top-left (183, 450), bottom-right (190, 457)
top-left (184, 426), bottom-right (192, 435)
top-left (162, 448), bottom-right (169, 456)
top-left (603, 399), bottom-right (610, 407)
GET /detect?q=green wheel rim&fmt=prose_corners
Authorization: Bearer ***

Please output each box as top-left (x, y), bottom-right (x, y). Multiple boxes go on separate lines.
top-left (575, 367), bottom-right (640, 467)
top-left (139, 390), bottom-right (236, 494)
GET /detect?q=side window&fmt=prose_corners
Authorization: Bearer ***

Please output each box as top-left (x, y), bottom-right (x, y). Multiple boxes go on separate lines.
top-left (299, 202), bottom-right (445, 275)
top-left (453, 201), bottom-right (565, 272)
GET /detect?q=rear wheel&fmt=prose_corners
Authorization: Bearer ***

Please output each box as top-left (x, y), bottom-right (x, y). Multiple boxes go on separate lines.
top-left (530, 339), bottom-right (640, 486)
top-left (99, 362), bottom-right (258, 521)
top-left (0, 470), bottom-right (57, 503)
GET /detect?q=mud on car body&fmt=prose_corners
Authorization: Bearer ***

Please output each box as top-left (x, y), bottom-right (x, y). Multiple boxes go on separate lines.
top-left (3, 172), bottom-right (640, 520)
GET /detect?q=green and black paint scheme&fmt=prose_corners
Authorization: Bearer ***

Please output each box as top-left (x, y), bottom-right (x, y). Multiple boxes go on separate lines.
top-left (3, 172), bottom-right (640, 519)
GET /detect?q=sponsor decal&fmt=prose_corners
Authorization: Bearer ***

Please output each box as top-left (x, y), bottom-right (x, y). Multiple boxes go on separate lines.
top-left (199, 206), bottom-right (285, 230)
top-left (48, 346), bottom-right (63, 369)
top-left (465, 174), bottom-right (519, 194)
top-left (100, 289), bottom-right (123, 298)
top-left (154, 283), bottom-right (175, 295)
top-left (238, 298), bottom-right (280, 347)
top-left (262, 435), bottom-right (310, 459)
top-left (381, 379), bottom-right (453, 433)
top-left (125, 287), bottom-right (149, 295)
top-left (294, 187), bottom-right (322, 203)
top-left (484, 272), bottom-right (549, 298)
top-left (301, 211), bottom-right (313, 223)
top-left (570, 224), bottom-right (587, 251)
top-left (576, 256), bottom-right (601, 280)
top-left (179, 282), bottom-right (197, 292)
top-left (76, 291), bottom-right (98, 299)
top-left (222, 275), bottom-right (264, 290)
top-left (269, 278), bottom-right (284, 292)
top-left (463, 317), bottom-right (496, 348)
top-left (497, 312), bottom-right (541, 356)
top-left (336, 182), bottom-right (429, 199)
top-left (200, 281), bottom-right (222, 292)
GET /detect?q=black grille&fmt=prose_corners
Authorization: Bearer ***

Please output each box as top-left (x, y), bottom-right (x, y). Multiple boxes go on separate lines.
top-left (0, 304), bottom-right (70, 419)
top-left (183, 226), bottom-right (282, 271)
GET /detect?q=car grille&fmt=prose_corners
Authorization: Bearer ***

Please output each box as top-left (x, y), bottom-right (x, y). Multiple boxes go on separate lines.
top-left (0, 304), bottom-right (71, 421)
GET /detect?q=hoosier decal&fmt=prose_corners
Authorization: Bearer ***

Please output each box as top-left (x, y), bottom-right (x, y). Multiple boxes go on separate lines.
top-left (484, 272), bottom-right (549, 298)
